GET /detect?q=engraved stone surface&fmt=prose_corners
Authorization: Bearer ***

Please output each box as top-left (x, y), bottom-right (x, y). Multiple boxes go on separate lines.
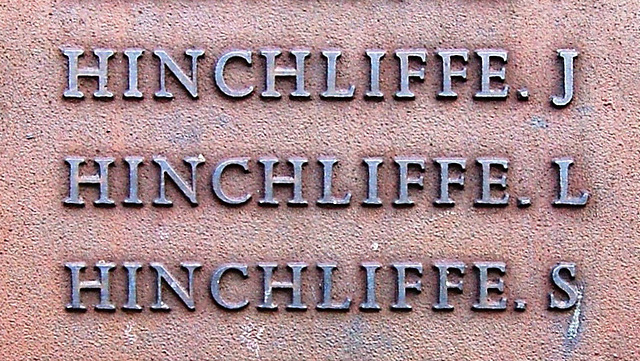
top-left (0, 1), bottom-right (639, 360)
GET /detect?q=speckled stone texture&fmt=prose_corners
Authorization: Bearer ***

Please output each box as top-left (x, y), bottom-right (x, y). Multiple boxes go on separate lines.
top-left (0, 0), bottom-right (639, 360)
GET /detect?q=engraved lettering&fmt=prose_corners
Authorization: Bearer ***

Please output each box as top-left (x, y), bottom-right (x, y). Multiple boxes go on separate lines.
top-left (212, 158), bottom-right (252, 205)
top-left (123, 156), bottom-right (144, 206)
top-left (551, 49), bottom-right (578, 108)
top-left (215, 50), bottom-right (254, 98)
top-left (257, 262), bottom-right (307, 311)
top-left (122, 262), bottom-right (143, 311)
top-left (320, 50), bottom-right (355, 99)
top-left (317, 157), bottom-right (351, 206)
top-left (549, 262), bottom-right (579, 310)
top-left (64, 156), bottom-right (115, 207)
top-left (150, 262), bottom-right (202, 311)
top-left (433, 261), bottom-right (465, 311)
top-left (123, 49), bottom-right (144, 98)
top-left (260, 49), bottom-right (310, 98)
top-left (362, 157), bottom-right (383, 206)
top-left (60, 259), bottom-right (582, 315)
top-left (474, 157), bottom-right (509, 207)
top-left (552, 158), bottom-right (589, 207)
top-left (258, 157), bottom-right (308, 206)
top-left (154, 49), bottom-right (204, 99)
top-left (153, 155), bottom-right (205, 207)
top-left (433, 157), bottom-right (466, 206)
top-left (474, 49), bottom-right (509, 99)
top-left (395, 49), bottom-right (426, 99)
top-left (62, 48), bottom-right (114, 99)
top-left (359, 262), bottom-right (382, 311)
top-left (316, 263), bottom-right (351, 311)
top-left (391, 262), bottom-right (423, 311)
top-left (472, 261), bottom-right (507, 310)
top-left (365, 50), bottom-right (385, 99)
top-left (437, 49), bottom-right (468, 99)
top-left (65, 261), bottom-right (116, 312)
top-left (394, 157), bottom-right (425, 206)
top-left (210, 263), bottom-right (250, 310)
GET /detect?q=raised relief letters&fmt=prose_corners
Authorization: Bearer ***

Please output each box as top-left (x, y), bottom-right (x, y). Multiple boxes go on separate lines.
top-left (62, 47), bottom-right (577, 106)
top-left (63, 155), bottom-right (590, 209)
top-left (60, 44), bottom-right (587, 322)
top-left (65, 261), bottom-right (582, 314)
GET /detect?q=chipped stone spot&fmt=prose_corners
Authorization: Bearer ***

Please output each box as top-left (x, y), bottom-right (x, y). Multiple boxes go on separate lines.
top-left (123, 323), bottom-right (136, 346)
top-left (516, 88), bottom-right (529, 100)
top-left (576, 105), bottom-right (594, 115)
top-left (216, 113), bottom-right (232, 127)
top-left (530, 116), bottom-right (549, 129)
top-left (427, 210), bottom-right (457, 222)
top-left (566, 289), bottom-right (584, 340)
top-left (239, 320), bottom-right (265, 358)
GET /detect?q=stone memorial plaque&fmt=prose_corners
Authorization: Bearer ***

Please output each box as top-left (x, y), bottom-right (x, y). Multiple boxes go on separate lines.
top-left (1, 0), bottom-right (638, 359)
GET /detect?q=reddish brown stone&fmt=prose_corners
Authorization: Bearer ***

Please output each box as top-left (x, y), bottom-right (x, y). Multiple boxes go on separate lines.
top-left (0, 0), bottom-right (639, 360)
